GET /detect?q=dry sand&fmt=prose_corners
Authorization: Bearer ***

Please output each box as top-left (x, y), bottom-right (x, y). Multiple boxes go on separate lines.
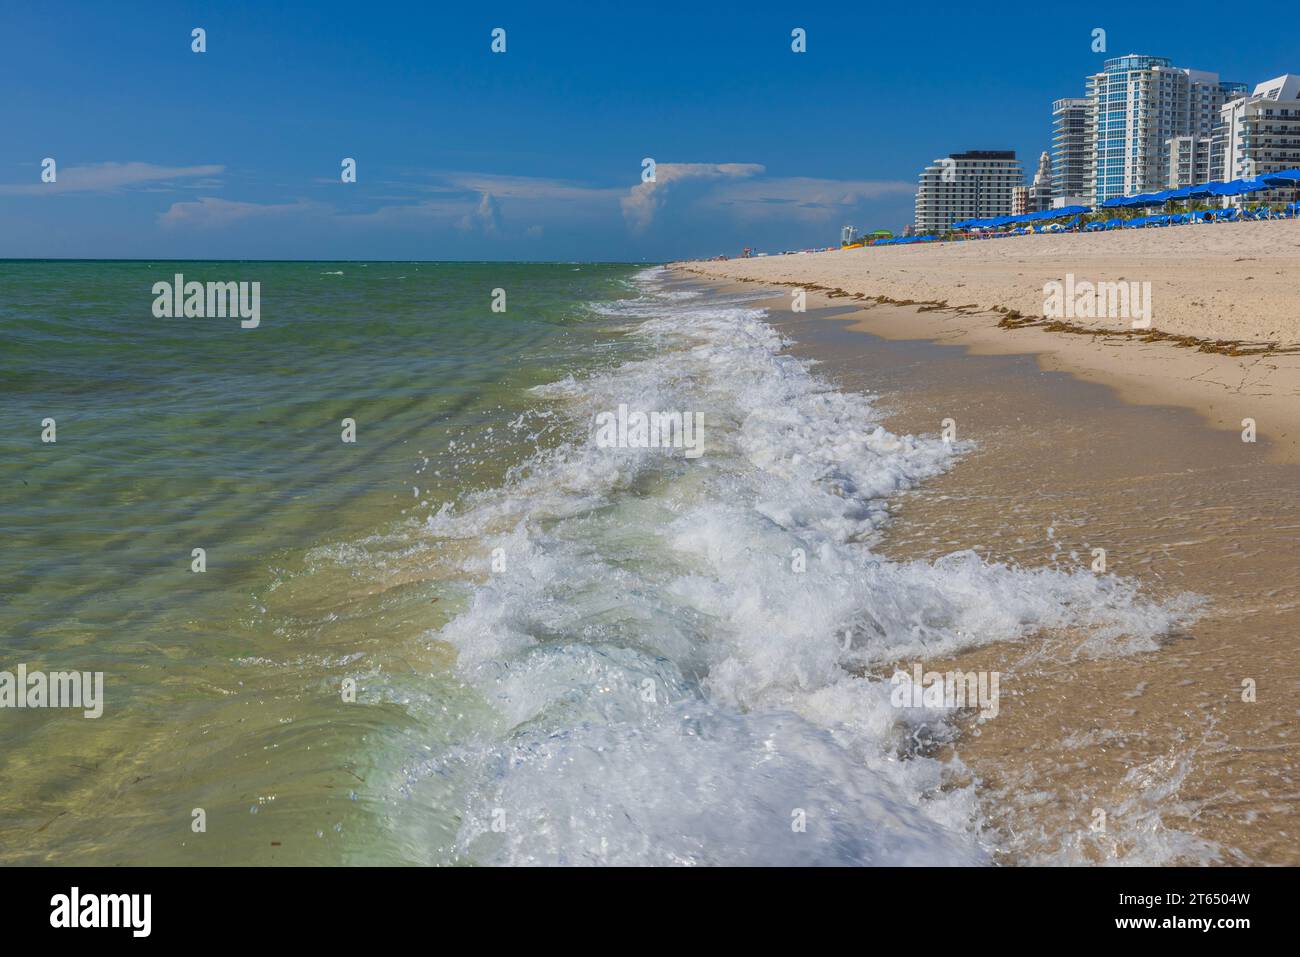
top-left (675, 219), bottom-right (1300, 461)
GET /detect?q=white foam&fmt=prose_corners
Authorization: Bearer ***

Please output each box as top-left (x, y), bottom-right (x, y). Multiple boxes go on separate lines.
top-left (418, 267), bottom-right (1203, 865)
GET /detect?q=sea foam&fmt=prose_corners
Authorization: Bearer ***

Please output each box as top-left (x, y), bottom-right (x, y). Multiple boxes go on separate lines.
top-left (421, 266), bottom-right (1201, 865)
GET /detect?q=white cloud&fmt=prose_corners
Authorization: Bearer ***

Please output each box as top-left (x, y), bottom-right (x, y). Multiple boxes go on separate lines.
top-left (457, 191), bottom-right (501, 235)
top-left (703, 176), bottom-right (916, 222)
top-left (0, 161), bottom-right (224, 195)
top-left (441, 172), bottom-right (623, 203)
top-left (145, 165), bottom-right (911, 243)
top-left (620, 163), bottom-right (765, 232)
top-left (158, 196), bottom-right (320, 228)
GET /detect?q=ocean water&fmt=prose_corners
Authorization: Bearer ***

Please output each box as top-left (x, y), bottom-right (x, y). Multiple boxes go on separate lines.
top-left (0, 262), bottom-right (1198, 865)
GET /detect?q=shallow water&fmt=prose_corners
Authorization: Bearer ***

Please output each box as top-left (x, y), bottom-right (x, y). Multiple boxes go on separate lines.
top-left (1, 263), bottom-right (1201, 864)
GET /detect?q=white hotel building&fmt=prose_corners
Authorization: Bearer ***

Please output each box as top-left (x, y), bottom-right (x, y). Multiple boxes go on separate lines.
top-left (913, 150), bottom-right (1023, 233)
top-left (1051, 97), bottom-right (1092, 206)
top-left (1219, 74), bottom-right (1300, 202)
top-left (1082, 54), bottom-right (1246, 203)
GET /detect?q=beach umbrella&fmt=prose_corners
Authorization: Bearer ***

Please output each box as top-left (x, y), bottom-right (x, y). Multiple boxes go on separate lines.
top-left (1159, 186), bottom-right (1192, 210)
top-left (1218, 178), bottom-right (1271, 197)
top-left (1122, 192), bottom-right (1166, 208)
top-left (1260, 169), bottom-right (1300, 185)
top-left (1185, 182), bottom-right (1228, 210)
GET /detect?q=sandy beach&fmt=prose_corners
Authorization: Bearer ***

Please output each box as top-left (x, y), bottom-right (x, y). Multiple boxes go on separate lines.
top-left (661, 276), bottom-right (1300, 865)
top-left (677, 220), bottom-right (1300, 462)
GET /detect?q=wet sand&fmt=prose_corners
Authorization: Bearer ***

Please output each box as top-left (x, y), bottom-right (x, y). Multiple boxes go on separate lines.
top-left (680, 273), bottom-right (1300, 865)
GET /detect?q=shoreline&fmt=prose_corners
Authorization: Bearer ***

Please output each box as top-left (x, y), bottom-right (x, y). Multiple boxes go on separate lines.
top-left (672, 226), bottom-right (1300, 463)
top-left (669, 275), bottom-right (1300, 865)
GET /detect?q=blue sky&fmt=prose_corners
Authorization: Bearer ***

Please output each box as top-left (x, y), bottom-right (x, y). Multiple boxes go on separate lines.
top-left (3, 1), bottom-right (1297, 261)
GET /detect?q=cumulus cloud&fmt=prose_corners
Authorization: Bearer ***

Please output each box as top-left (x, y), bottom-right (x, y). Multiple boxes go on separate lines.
top-left (457, 191), bottom-right (501, 235)
top-left (144, 165), bottom-right (910, 248)
top-left (621, 163), bottom-right (764, 232)
top-left (0, 161), bottom-right (224, 195)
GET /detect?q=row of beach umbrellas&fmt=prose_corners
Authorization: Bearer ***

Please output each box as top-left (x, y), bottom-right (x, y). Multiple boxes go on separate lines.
top-left (953, 205), bottom-right (1091, 230)
top-left (953, 169), bottom-right (1300, 230)
top-left (1099, 169), bottom-right (1300, 209)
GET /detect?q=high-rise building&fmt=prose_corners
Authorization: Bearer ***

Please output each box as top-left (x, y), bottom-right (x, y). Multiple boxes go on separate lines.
top-left (1165, 135), bottom-right (1217, 187)
top-left (1051, 97), bottom-right (1091, 205)
top-left (914, 150), bottom-right (1023, 233)
top-left (1220, 74), bottom-right (1300, 203)
top-left (1012, 152), bottom-right (1055, 214)
top-left (1084, 54), bottom-right (1245, 203)
top-left (1029, 151), bottom-right (1054, 210)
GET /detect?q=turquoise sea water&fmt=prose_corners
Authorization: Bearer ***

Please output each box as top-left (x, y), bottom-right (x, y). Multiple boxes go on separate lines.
top-left (1, 262), bottom-right (1196, 865)
top-left (0, 261), bottom-right (644, 863)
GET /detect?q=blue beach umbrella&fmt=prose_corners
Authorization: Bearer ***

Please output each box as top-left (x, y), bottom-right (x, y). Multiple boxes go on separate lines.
top-left (1122, 193), bottom-right (1165, 208)
top-left (1261, 169), bottom-right (1300, 185)
top-left (1185, 182), bottom-right (1230, 211)
top-left (1218, 178), bottom-right (1271, 197)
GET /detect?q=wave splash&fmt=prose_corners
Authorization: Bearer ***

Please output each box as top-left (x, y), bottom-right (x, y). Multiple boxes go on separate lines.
top-left (419, 267), bottom-right (1199, 865)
